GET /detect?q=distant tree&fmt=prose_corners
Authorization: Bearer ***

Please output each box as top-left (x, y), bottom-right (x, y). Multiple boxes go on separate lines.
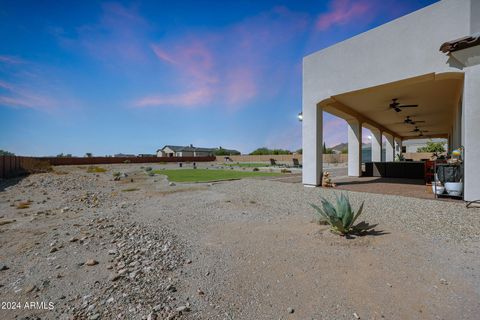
top-left (249, 147), bottom-right (291, 155)
top-left (85, 153), bottom-right (93, 158)
top-left (295, 148), bottom-right (302, 154)
top-left (322, 142), bottom-right (334, 154)
top-left (0, 149), bottom-right (15, 156)
top-left (214, 147), bottom-right (240, 156)
top-left (417, 141), bottom-right (445, 153)
top-left (56, 153), bottom-right (72, 157)
top-left (341, 148), bottom-right (348, 154)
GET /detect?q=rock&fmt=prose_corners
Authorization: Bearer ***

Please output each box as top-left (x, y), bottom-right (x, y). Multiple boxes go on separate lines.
top-left (89, 313), bottom-right (100, 320)
top-left (169, 182), bottom-right (176, 187)
top-left (353, 312), bottom-right (360, 319)
top-left (69, 237), bottom-right (79, 242)
top-left (166, 284), bottom-right (176, 292)
top-left (60, 207), bottom-right (70, 213)
top-left (287, 307), bottom-right (294, 314)
top-left (175, 305), bottom-right (190, 313)
top-left (147, 313), bottom-right (158, 320)
top-left (107, 249), bottom-right (117, 255)
top-left (85, 259), bottom-right (99, 266)
top-left (197, 289), bottom-right (205, 295)
top-left (50, 247), bottom-right (58, 253)
top-left (440, 278), bottom-right (448, 285)
top-left (185, 259), bottom-right (192, 264)
top-left (0, 264), bottom-right (9, 271)
top-left (109, 274), bottom-right (122, 282)
top-left (24, 284), bottom-right (37, 293)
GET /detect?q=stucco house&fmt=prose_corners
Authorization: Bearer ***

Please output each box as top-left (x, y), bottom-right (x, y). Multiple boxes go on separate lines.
top-left (156, 145), bottom-right (240, 157)
top-left (302, 0), bottom-right (480, 201)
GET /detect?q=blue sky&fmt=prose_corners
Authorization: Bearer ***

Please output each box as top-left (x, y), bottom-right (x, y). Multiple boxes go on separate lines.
top-left (0, 0), bottom-right (437, 156)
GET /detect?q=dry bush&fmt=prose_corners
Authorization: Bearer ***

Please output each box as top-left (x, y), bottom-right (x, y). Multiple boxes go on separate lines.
top-left (87, 166), bottom-right (107, 173)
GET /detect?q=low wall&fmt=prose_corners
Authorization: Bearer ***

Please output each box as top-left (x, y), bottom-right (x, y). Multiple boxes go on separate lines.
top-left (0, 156), bottom-right (216, 179)
top-left (403, 152), bottom-right (445, 161)
top-left (216, 154), bottom-right (348, 164)
top-left (44, 156), bottom-right (215, 166)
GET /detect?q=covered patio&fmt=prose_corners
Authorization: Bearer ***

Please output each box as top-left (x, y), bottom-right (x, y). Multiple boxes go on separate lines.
top-left (302, 0), bottom-right (480, 202)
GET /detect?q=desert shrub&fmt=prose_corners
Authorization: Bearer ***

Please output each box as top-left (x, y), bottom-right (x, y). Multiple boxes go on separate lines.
top-left (253, 167), bottom-right (259, 171)
top-left (310, 194), bottom-right (374, 236)
top-left (87, 166), bottom-right (107, 173)
top-left (122, 188), bottom-right (140, 192)
top-left (144, 167), bottom-right (152, 171)
top-left (123, 159), bottom-right (131, 164)
top-left (281, 169), bottom-right (291, 173)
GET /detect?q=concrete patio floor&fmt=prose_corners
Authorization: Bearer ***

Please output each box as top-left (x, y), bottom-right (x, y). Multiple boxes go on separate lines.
top-left (265, 171), bottom-right (462, 202)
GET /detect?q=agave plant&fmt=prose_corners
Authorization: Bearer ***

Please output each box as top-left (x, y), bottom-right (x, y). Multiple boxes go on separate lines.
top-left (310, 193), bottom-right (373, 235)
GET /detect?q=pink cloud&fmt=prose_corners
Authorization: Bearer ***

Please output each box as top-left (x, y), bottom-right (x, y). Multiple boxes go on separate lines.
top-left (316, 0), bottom-right (371, 31)
top-left (0, 80), bottom-right (57, 111)
top-left (134, 88), bottom-right (214, 108)
top-left (135, 6), bottom-right (308, 110)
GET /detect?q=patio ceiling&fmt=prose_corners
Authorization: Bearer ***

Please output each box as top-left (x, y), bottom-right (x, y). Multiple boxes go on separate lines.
top-left (321, 72), bottom-right (464, 139)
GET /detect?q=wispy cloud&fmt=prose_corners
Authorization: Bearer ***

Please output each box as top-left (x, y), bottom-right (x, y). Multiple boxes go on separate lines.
top-left (316, 0), bottom-right (372, 31)
top-left (0, 55), bottom-right (24, 64)
top-left (57, 2), bottom-right (151, 65)
top-left (0, 80), bottom-right (57, 111)
top-left (134, 6), bottom-right (308, 109)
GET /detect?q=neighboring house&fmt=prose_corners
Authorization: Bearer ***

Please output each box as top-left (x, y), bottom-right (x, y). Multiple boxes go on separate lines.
top-left (156, 145), bottom-right (240, 157)
top-left (114, 153), bottom-right (136, 157)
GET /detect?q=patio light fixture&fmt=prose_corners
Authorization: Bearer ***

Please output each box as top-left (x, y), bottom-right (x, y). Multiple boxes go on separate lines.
top-left (298, 112), bottom-right (303, 122)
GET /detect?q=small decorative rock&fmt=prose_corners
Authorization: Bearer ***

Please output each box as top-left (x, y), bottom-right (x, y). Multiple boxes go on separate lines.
top-left (175, 305), bottom-right (190, 312)
top-left (169, 182), bottom-right (176, 187)
top-left (86, 259), bottom-right (99, 266)
top-left (24, 284), bottom-right (37, 293)
top-left (440, 278), bottom-right (448, 285)
top-left (0, 264), bottom-right (9, 271)
top-left (147, 313), bottom-right (158, 320)
top-left (287, 307), bottom-right (294, 314)
top-left (353, 312), bottom-right (360, 319)
top-left (108, 274), bottom-right (121, 281)
top-left (50, 247), bottom-right (58, 253)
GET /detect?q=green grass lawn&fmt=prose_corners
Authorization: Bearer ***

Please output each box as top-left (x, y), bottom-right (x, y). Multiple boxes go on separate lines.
top-left (152, 169), bottom-right (280, 182)
top-left (224, 162), bottom-right (270, 168)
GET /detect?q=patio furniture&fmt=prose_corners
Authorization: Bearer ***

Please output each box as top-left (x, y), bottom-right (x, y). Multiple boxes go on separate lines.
top-left (292, 158), bottom-right (302, 168)
top-left (424, 160), bottom-right (435, 185)
top-left (270, 159), bottom-right (287, 167)
top-left (363, 162), bottom-right (425, 179)
top-left (434, 162), bottom-right (464, 199)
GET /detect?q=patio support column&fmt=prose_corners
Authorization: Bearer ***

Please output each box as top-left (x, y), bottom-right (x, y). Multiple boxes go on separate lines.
top-left (394, 137), bottom-right (403, 157)
top-left (371, 128), bottom-right (382, 162)
top-left (347, 119), bottom-right (362, 177)
top-left (385, 134), bottom-right (395, 162)
top-left (302, 102), bottom-right (323, 186)
top-left (463, 64), bottom-right (480, 201)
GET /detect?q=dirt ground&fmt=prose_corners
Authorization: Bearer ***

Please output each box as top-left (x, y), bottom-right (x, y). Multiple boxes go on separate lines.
top-left (1, 163), bottom-right (479, 320)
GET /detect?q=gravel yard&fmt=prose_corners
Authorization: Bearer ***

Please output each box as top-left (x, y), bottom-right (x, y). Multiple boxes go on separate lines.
top-left (1, 163), bottom-right (479, 319)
